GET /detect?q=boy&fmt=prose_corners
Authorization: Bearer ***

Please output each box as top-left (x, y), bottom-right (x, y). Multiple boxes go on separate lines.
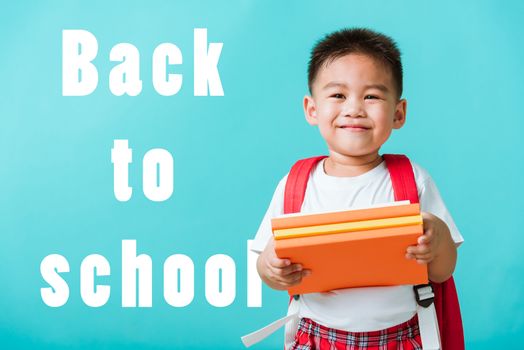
top-left (250, 28), bottom-right (463, 349)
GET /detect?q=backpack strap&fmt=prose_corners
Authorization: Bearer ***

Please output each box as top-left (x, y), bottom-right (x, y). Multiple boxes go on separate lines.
top-left (382, 154), bottom-right (419, 204)
top-left (284, 156), bottom-right (327, 214)
top-left (281, 156), bottom-right (327, 349)
top-left (383, 155), bottom-right (439, 349)
top-left (382, 154), bottom-right (464, 350)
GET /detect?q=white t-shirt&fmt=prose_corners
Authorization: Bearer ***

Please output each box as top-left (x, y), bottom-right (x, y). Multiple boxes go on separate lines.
top-left (251, 158), bottom-right (463, 332)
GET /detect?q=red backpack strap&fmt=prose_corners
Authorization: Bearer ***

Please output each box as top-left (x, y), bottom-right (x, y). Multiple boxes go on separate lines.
top-left (284, 156), bottom-right (327, 214)
top-left (283, 156), bottom-right (327, 308)
top-left (433, 278), bottom-right (465, 350)
top-left (383, 154), bottom-right (465, 350)
top-left (382, 154), bottom-right (419, 204)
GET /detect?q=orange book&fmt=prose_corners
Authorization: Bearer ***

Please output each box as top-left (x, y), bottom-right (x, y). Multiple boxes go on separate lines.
top-left (271, 202), bottom-right (419, 230)
top-left (272, 204), bottom-right (428, 295)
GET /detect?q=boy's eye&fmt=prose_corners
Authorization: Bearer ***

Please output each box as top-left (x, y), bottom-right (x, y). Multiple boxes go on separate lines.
top-left (364, 95), bottom-right (379, 100)
top-left (331, 93), bottom-right (345, 99)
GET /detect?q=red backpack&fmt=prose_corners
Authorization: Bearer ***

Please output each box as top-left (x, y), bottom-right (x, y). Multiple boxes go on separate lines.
top-left (283, 154), bottom-right (464, 350)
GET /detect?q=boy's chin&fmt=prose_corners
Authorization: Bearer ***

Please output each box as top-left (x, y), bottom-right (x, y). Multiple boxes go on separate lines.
top-left (329, 145), bottom-right (382, 159)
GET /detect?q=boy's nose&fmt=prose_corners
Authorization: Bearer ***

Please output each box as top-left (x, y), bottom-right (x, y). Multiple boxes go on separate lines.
top-left (342, 99), bottom-right (365, 118)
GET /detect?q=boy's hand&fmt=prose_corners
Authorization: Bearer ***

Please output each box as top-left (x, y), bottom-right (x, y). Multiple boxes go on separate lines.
top-left (405, 212), bottom-right (443, 264)
top-left (405, 212), bottom-right (457, 283)
top-left (257, 237), bottom-right (310, 291)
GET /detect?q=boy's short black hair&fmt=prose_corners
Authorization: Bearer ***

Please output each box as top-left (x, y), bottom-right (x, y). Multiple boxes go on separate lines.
top-left (308, 28), bottom-right (403, 98)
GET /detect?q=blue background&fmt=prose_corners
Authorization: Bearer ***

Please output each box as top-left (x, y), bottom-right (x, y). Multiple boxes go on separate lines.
top-left (1, 1), bottom-right (522, 348)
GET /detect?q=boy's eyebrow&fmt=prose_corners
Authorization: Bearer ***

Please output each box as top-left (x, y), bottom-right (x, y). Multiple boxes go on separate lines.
top-left (322, 82), bottom-right (347, 90)
top-left (322, 82), bottom-right (390, 93)
top-left (365, 84), bottom-right (390, 93)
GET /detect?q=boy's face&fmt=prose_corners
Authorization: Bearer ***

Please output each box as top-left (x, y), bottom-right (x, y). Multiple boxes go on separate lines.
top-left (304, 53), bottom-right (406, 159)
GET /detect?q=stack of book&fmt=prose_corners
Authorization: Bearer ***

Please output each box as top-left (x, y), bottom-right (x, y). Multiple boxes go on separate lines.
top-left (272, 201), bottom-right (428, 295)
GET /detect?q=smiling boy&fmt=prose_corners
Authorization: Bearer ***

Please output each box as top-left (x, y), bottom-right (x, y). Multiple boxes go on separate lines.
top-left (249, 28), bottom-right (463, 349)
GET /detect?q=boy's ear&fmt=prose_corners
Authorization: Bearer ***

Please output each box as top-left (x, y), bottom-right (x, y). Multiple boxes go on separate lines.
top-left (304, 95), bottom-right (318, 125)
top-left (393, 98), bottom-right (407, 129)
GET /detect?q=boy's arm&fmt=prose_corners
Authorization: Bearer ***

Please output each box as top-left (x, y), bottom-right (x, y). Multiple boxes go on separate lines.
top-left (257, 237), bottom-right (310, 290)
top-left (406, 212), bottom-right (457, 283)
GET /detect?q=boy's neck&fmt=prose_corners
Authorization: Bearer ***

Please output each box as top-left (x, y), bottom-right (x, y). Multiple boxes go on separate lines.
top-left (324, 152), bottom-right (383, 177)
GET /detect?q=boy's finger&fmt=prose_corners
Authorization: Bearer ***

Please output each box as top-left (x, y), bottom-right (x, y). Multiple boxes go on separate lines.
top-left (288, 271), bottom-right (306, 285)
top-left (280, 263), bottom-right (303, 276)
top-left (406, 245), bottom-right (421, 255)
top-left (414, 252), bottom-right (432, 260)
top-left (269, 262), bottom-right (300, 278)
top-left (416, 244), bottom-right (430, 255)
top-left (282, 270), bottom-right (311, 286)
top-left (270, 256), bottom-right (291, 268)
top-left (273, 270), bottom-right (302, 287)
top-left (418, 231), bottom-right (433, 244)
top-left (407, 244), bottom-right (430, 255)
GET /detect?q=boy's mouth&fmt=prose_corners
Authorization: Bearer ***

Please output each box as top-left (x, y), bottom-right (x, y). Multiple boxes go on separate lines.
top-left (339, 124), bottom-right (371, 131)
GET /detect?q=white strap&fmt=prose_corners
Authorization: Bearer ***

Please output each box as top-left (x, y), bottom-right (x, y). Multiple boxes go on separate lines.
top-left (284, 298), bottom-right (300, 349)
top-left (241, 311), bottom-right (299, 347)
top-left (416, 286), bottom-right (441, 350)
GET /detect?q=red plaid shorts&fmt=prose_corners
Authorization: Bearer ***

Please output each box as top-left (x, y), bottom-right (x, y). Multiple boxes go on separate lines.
top-left (290, 315), bottom-right (422, 350)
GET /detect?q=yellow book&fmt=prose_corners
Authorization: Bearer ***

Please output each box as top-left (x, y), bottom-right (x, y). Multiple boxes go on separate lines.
top-left (273, 214), bottom-right (422, 240)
